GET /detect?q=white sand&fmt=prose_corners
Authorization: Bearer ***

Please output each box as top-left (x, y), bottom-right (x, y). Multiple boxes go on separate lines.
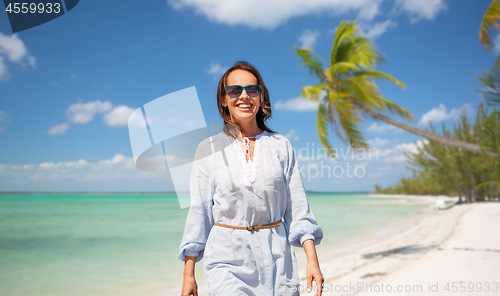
top-left (296, 199), bottom-right (500, 296)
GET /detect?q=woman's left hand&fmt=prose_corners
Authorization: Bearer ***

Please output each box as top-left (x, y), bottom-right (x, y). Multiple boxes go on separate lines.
top-left (302, 239), bottom-right (324, 295)
top-left (306, 260), bottom-right (324, 295)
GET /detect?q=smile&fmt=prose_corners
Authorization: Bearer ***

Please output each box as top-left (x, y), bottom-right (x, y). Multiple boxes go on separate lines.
top-left (236, 103), bottom-right (253, 110)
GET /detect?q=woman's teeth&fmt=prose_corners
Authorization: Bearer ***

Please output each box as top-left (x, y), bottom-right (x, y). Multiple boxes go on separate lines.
top-left (237, 104), bottom-right (252, 110)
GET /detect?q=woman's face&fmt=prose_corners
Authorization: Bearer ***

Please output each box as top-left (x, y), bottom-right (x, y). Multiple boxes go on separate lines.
top-left (223, 69), bottom-right (261, 126)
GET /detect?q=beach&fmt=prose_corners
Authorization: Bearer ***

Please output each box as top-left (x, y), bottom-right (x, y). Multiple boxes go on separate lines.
top-left (294, 196), bottom-right (500, 296)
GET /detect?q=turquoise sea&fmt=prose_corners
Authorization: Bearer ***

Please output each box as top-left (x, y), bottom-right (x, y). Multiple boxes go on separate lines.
top-left (0, 193), bottom-right (428, 296)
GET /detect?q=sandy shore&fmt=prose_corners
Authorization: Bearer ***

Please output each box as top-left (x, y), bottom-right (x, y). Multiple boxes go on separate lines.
top-left (296, 198), bottom-right (500, 296)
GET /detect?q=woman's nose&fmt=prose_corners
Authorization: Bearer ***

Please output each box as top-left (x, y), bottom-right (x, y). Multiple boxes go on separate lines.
top-left (240, 89), bottom-right (248, 98)
top-left (239, 88), bottom-right (249, 98)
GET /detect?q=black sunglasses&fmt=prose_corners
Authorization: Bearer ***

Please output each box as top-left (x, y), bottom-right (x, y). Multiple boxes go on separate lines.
top-left (226, 84), bottom-right (261, 98)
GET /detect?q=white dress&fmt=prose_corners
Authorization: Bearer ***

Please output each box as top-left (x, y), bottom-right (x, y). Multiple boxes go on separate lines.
top-left (178, 130), bottom-right (323, 296)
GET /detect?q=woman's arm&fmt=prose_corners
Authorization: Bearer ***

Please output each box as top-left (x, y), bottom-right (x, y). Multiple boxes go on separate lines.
top-left (303, 239), bottom-right (324, 296)
top-left (181, 255), bottom-right (198, 296)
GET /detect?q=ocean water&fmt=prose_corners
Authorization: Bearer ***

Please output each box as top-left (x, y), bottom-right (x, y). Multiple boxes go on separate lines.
top-left (0, 193), bottom-right (428, 296)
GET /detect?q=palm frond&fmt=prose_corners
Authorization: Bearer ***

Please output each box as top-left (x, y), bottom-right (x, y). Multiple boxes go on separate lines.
top-left (317, 101), bottom-right (337, 158)
top-left (331, 21), bottom-right (358, 66)
top-left (301, 85), bottom-right (325, 102)
top-left (330, 62), bottom-right (358, 78)
top-left (475, 69), bottom-right (500, 105)
top-left (352, 70), bottom-right (406, 89)
top-left (328, 92), bottom-right (367, 148)
top-left (480, 110), bottom-right (500, 154)
top-left (377, 97), bottom-right (416, 120)
top-left (342, 77), bottom-right (381, 107)
top-left (480, 0), bottom-right (500, 51)
top-left (293, 46), bottom-right (326, 82)
top-left (346, 40), bottom-right (384, 69)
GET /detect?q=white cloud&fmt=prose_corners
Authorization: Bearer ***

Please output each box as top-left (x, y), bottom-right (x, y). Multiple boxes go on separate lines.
top-left (0, 154), bottom-right (177, 191)
top-left (394, 140), bottom-right (428, 154)
top-left (104, 105), bottom-right (135, 127)
top-left (274, 97), bottom-right (319, 112)
top-left (66, 100), bottom-right (113, 124)
top-left (298, 29), bottom-right (320, 49)
top-left (418, 103), bottom-right (472, 126)
top-left (367, 137), bottom-right (389, 148)
top-left (285, 129), bottom-right (299, 142)
top-left (0, 33), bottom-right (29, 62)
top-left (51, 101), bottom-right (137, 134)
top-left (39, 158), bottom-right (88, 170)
top-left (357, 0), bottom-right (382, 20)
top-left (357, 20), bottom-right (398, 39)
top-left (378, 139), bottom-right (428, 163)
top-left (204, 62), bottom-right (227, 80)
top-left (47, 123), bottom-right (70, 135)
top-left (167, 0), bottom-right (382, 29)
top-left (0, 33), bottom-right (36, 81)
top-left (366, 122), bottom-right (403, 134)
top-left (394, 0), bottom-right (447, 23)
top-left (128, 109), bottom-right (149, 129)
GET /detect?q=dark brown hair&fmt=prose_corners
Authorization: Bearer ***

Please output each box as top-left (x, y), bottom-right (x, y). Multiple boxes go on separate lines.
top-left (217, 61), bottom-right (275, 138)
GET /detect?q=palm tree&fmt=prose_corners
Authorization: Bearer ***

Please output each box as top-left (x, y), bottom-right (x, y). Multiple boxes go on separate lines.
top-left (479, 0), bottom-right (500, 52)
top-left (476, 69), bottom-right (500, 106)
top-left (477, 0), bottom-right (500, 106)
top-left (293, 20), bottom-right (494, 158)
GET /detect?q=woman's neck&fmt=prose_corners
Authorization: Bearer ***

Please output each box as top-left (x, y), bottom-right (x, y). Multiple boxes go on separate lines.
top-left (236, 121), bottom-right (263, 138)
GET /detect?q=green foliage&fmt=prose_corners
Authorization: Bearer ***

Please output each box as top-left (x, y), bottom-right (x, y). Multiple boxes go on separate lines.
top-left (375, 102), bottom-right (500, 202)
top-left (476, 67), bottom-right (500, 106)
top-left (478, 110), bottom-right (500, 189)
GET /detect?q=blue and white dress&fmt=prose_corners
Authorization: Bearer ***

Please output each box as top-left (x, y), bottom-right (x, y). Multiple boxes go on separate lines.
top-left (178, 130), bottom-right (323, 296)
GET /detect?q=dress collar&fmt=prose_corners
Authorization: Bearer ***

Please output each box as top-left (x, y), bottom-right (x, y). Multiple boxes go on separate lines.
top-left (238, 130), bottom-right (267, 140)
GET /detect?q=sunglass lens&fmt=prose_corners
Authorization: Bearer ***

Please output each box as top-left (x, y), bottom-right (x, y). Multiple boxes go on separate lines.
top-left (246, 85), bottom-right (260, 97)
top-left (227, 86), bottom-right (242, 97)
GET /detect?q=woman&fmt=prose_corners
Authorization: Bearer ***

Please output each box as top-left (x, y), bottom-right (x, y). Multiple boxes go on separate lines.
top-left (178, 61), bottom-right (324, 295)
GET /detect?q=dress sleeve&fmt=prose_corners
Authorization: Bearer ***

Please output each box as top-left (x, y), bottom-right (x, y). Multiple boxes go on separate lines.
top-left (177, 141), bottom-right (215, 263)
top-left (283, 139), bottom-right (323, 248)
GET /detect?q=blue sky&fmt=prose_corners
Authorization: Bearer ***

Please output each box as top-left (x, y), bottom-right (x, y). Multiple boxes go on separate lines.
top-left (0, 0), bottom-right (496, 192)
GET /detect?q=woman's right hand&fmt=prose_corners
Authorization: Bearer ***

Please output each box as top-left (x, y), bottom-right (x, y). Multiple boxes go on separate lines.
top-left (181, 275), bottom-right (197, 296)
top-left (182, 255), bottom-right (198, 296)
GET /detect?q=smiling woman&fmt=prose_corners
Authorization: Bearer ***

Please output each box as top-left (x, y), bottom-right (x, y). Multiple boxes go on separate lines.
top-left (178, 61), bottom-right (325, 296)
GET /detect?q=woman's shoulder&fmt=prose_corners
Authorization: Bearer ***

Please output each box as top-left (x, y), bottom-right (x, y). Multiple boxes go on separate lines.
top-left (264, 131), bottom-right (295, 155)
top-left (265, 131), bottom-right (292, 145)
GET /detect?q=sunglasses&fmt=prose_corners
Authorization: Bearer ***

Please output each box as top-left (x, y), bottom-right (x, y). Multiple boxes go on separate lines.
top-left (226, 84), bottom-right (261, 98)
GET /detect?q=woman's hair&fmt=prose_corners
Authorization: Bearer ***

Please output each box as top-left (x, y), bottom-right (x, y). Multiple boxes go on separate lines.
top-left (217, 61), bottom-right (275, 138)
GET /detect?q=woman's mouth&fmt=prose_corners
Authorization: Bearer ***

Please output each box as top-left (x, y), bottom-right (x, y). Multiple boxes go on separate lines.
top-left (236, 103), bottom-right (253, 111)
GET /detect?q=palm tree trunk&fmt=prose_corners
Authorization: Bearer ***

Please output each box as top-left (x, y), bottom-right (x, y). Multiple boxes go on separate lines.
top-left (351, 101), bottom-right (498, 157)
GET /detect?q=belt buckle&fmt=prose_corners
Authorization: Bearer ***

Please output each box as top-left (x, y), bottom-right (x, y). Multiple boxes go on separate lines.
top-left (247, 225), bottom-right (255, 231)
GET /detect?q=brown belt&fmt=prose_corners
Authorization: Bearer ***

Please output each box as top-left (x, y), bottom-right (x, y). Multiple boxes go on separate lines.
top-left (214, 219), bottom-right (282, 231)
